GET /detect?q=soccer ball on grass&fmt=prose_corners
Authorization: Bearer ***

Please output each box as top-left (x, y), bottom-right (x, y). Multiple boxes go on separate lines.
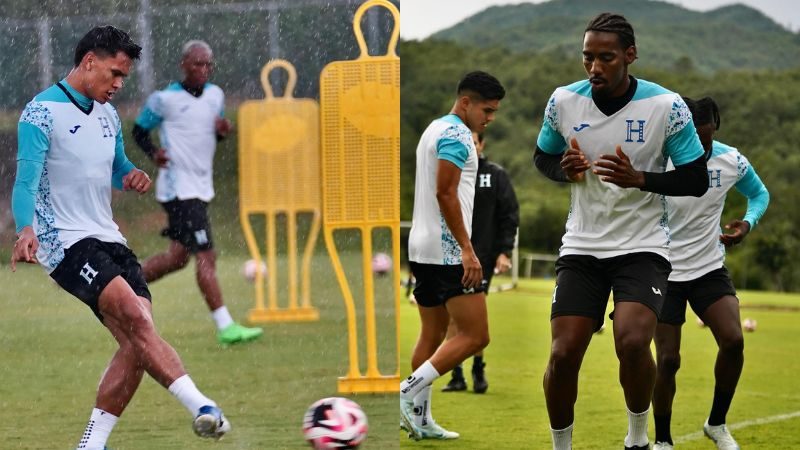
top-left (302, 397), bottom-right (368, 449)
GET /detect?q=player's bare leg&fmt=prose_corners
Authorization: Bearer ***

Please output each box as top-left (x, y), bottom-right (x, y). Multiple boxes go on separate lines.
top-left (613, 301), bottom-right (658, 448)
top-left (653, 323), bottom-right (682, 447)
top-left (700, 295), bottom-right (743, 449)
top-left (141, 241), bottom-right (190, 283)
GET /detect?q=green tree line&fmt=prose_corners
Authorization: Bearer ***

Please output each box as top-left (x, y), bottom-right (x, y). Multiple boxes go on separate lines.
top-left (401, 39), bottom-right (800, 292)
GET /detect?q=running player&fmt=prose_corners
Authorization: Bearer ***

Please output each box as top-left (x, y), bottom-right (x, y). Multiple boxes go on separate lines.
top-left (11, 26), bottom-right (230, 449)
top-left (652, 96), bottom-right (769, 450)
top-left (133, 40), bottom-right (263, 345)
top-left (401, 71), bottom-right (505, 440)
top-left (533, 13), bottom-right (708, 450)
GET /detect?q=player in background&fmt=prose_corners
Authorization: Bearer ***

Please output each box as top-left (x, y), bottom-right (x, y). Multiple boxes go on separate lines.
top-left (441, 131), bottom-right (519, 394)
top-left (11, 26), bottom-right (229, 449)
top-left (533, 13), bottom-right (708, 450)
top-left (132, 40), bottom-right (263, 345)
top-left (401, 71), bottom-right (505, 440)
top-left (652, 97), bottom-right (769, 450)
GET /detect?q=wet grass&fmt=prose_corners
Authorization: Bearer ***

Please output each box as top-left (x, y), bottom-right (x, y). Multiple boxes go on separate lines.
top-left (0, 252), bottom-right (398, 449)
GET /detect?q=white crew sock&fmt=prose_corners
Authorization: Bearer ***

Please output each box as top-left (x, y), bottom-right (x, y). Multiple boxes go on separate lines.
top-left (551, 423), bottom-right (573, 450)
top-left (211, 306), bottom-right (235, 331)
top-left (77, 408), bottom-right (118, 450)
top-left (168, 374), bottom-right (217, 415)
top-left (624, 407), bottom-right (650, 447)
top-left (413, 385), bottom-right (434, 427)
top-left (400, 360), bottom-right (440, 401)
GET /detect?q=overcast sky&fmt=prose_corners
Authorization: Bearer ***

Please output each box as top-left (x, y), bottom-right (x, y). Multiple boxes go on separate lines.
top-left (400, 0), bottom-right (800, 40)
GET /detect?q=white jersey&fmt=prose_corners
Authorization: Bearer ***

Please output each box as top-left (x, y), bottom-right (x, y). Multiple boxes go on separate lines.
top-left (17, 83), bottom-right (133, 272)
top-left (668, 141), bottom-right (769, 281)
top-left (408, 114), bottom-right (478, 265)
top-left (136, 82), bottom-right (225, 202)
top-left (536, 78), bottom-right (705, 260)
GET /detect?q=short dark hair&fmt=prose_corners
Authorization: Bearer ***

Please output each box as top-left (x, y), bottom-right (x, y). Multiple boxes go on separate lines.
top-left (74, 25), bottom-right (142, 67)
top-left (683, 96), bottom-right (721, 130)
top-left (457, 71), bottom-right (506, 101)
top-left (585, 13), bottom-right (636, 49)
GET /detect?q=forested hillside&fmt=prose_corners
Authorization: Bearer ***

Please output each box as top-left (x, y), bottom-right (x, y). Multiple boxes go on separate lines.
top-left (401, 39), bottom-right (800, 291)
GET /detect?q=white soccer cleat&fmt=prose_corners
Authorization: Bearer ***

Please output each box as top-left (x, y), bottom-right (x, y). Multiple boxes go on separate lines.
top-left (418, 420), bottom-right (459, 440)
top-left (193, 405), bottom-right (231, 440)
top-left (400, 398), bottom-right (422, 440)
top-left (653, 442), bottom-right (674, 450)
top-left (703, 420), bottom-right (740, 450)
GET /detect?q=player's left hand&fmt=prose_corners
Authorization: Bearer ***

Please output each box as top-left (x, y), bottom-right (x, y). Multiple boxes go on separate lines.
top-left (494, 253), bottom-right (512, 275)
top-left (593, 146), bottom-right (645, 188)
top-left (215, 117), bottom-right (233, 137)
top-left (720, 219), bottom-right (751, 247)
top-left (122, 169), bottom-right (151, 194)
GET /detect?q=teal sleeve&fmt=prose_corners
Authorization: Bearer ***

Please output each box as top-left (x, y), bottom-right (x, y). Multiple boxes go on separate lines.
top-left (12, 159), bottom-right (44, 233)
top-left (665, 121), bottom-right (704, 166)
top-left (437, 138), bottom-right (469, 168)
top-left (111, 132), bottom-right (136, 190)
top-left (536, 121), bottom-right (567, 155)
top-left (14, 116), bottom-right (51, 232)
top-left (135, 93), bottom-right (163, 130)
top-left (735, 166), bottom-right (769, 229)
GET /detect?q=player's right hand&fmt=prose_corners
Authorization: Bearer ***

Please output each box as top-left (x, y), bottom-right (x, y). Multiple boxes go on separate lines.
top-left (561, 138), bottom-right (590, 182)
top-left (152, 148), bottom-right (170, 168)
top-left (461, 246), bottom-right (483, 290)
top-left (11, 226), bottom-right (38, 272)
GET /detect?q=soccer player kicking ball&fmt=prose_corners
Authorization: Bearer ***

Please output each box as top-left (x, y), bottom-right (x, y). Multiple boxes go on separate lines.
top-left (133, 40), bottom-right (263, 346)
top-left (652, 97), bottom-right (769, 450)
top-left (533, 13), bottom-right (708, 450)
top-left (401, 71), bottom-right (505, 440)
top-left (11, 26), bottom-right (229, 449)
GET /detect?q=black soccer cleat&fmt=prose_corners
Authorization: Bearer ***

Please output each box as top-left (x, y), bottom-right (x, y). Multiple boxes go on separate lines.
top-left (472, 361), bottom-right (488, 394)
top-left (441, 376), bottom-right (467, 392)
top-left (624, 445), bottom-right (650, 450)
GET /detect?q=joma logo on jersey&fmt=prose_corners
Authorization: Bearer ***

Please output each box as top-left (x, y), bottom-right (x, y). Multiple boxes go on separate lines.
top-left (708, 169), bottom-right (722, 188)
top-left (624, 119), bottom-right (646, 143)
top-left (479, 173), bottom-right (492, 188)
top-left (97, 116), bottom-right (114, 138)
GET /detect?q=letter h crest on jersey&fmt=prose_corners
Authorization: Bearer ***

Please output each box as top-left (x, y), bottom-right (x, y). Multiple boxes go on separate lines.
top-left (97, 116), bottom-right (114, 138)
top-left (625, 119), bottom-right (646, 143)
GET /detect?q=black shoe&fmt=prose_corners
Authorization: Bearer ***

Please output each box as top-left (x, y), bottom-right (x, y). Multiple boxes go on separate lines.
top-left (472, 362), bottom-right (488, 394)
top-left (624, 445), bottom-right (650, 450)
top-left (441, 376), bottom-right (467, 392)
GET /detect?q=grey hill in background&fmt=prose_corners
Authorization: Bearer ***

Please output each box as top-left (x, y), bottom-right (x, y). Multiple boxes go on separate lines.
top-left (426, 0), bottom-right (800, 73)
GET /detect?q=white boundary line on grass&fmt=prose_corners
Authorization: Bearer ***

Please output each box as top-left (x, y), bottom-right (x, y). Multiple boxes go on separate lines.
top-left (674, 410), bottom-right (800, 443)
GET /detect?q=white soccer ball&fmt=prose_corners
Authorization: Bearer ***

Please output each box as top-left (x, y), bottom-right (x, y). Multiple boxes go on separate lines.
top-left (743, 318), bottom-right (757, 332)
top-left (302, 397), bottom-right (368, 449)
top-left (371, 252), bottom-right (392, 275)
top-left (241, 259), bottom-right (267, 282)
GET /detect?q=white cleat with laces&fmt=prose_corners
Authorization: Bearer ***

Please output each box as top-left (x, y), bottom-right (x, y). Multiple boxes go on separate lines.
top-left (703, 419), bottom-right (740, 450)
top-left (418, 419), bottom-right (459, 440)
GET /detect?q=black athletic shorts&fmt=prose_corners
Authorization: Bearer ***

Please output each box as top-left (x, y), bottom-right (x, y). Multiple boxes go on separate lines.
top-left (161, 198), bottom-right (214, 252)
top-left (551, 252), bottom-right (671, 331)
top-left (50, 238), bottom-right (152, 322)
top-left (409, 261), bottom-right (488, 308)
top-left (660, 267), bottom-right (737, 325)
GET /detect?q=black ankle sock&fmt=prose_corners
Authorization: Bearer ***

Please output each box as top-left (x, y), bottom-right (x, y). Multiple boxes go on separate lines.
top-left (452, 364), bottom-right (463, 378)
top-left (654, 413), bottom-right (673, 444)
top-left (708, 387), bottom-right (735, 426)
top-left (473, 356), bottom-right (484, 369)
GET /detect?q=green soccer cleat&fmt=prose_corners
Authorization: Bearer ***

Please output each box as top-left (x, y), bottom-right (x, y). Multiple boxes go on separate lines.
top-left (217, 323), bottom-right (264, 345)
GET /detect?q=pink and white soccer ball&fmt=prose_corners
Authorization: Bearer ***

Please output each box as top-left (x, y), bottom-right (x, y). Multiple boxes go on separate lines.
top-left (241, 259), bottom-right (267, 282)
top-left (743, 317), bottom-right (757, 332)
top-left (371, 252), bottom-right (392, 275)
top-left (303, 397), bottom-right (368, 449)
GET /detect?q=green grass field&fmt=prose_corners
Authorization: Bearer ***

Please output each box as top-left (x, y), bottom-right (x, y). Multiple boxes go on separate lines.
top-left (0, 252), bottom-right (398, 450)
top-left (399, 277), bottom-right (800, 450)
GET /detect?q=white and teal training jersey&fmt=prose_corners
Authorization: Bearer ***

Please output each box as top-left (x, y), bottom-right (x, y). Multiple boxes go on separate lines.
top-left (13, 81), bottom-right (135, 273)
top-left (667, 141), bottom-right (769, 281)
top-left (135, 82), bottom-right (224, 202)
top-left (537, 78), bottom-right (705, 260)
top-left (409, 114), bottom-right (478, 265)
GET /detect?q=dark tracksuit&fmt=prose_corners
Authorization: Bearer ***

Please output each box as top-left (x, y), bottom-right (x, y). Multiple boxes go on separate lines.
top-left (471, 156), bottom-right (520, 291)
